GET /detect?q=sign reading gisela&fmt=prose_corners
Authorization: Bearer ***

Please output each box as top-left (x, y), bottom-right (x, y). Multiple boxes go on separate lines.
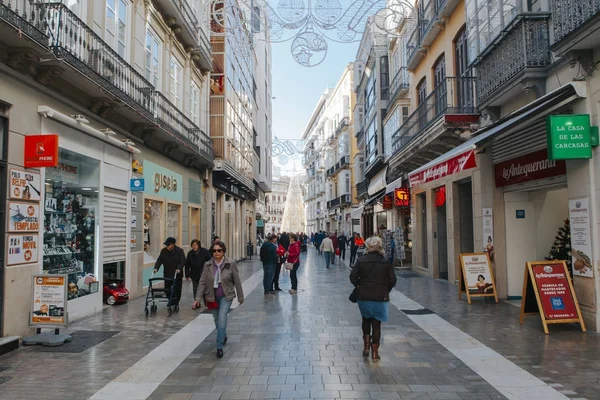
top-left (143, 160), bottom-right (183, 201)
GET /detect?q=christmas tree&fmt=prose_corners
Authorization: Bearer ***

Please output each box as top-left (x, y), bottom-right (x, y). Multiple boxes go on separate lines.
top-left (546, 219), bottom-right (572, 275)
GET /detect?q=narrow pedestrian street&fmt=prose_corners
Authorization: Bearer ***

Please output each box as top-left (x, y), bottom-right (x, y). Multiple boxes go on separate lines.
top-left (0, 247), bottom-right (598, 400)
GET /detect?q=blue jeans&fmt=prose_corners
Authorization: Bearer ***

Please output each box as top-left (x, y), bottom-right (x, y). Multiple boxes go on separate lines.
top-left (211, 296), bottom-right (232, 349)
top-left (324, 251), bottom-right (331, 268)
top-left (263, 264), bottom-right (275, 293)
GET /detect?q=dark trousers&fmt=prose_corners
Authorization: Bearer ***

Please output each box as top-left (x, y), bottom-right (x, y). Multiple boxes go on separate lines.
top-left (165, 278), bottom-right (182, 306)
top-left (192, 278), bottom-right (200, 300)
top-left (331, 250), bottom-right (336, 264)
top-left (273, 263), bottom-right (282, 289)
top-left (350, 247), bottom-right (358, 265)
top-left (290, 262), bottom-right (300, 290)
top-left (339, 246), bottom-right (346, 260)
top-left (263, 264), bottom-right (275, 293)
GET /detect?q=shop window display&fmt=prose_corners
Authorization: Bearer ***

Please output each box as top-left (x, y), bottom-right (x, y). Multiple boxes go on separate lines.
top-left (43, 149), bottom-right (100, 300)
top-left (167, 203), bottom-right (180, 241)
top-left (144, 198), bottom-right (164, 263)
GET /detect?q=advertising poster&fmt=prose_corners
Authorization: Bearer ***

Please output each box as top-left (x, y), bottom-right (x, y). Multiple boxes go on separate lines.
top-left (224, 200), bottom-right (235, 214)
top-left (569, 198), bottom-right (593, 277)
top-left (483, 208), bottom-right (494, 261)
top-left (7, 234), bottom-right (39, 266)
top-left (8, 202), bottom-right (40, 232)
top-left (31, 275), bottom-right (67, 326)
top-left (461, 254), bottom-right (495, 296)
top-left (531, 263), bottom-right (578, 320)
top-left (9, 169), bottom-right (41, 200)
top-left (130, 234), bottom-right (137, 248)
top-left (131, 215), bottom-right (137, 228)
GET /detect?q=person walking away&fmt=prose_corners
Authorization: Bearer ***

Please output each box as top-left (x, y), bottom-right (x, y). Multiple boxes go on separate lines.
top-left (194, 241), bottom-right (244, 358)
top-left (185, 239), bottom-right (211, 299)
top-left (260, 235), bottom-right (278, 295)
top-left (349, 236), bottom-right (396, 362)
top-left (153, 237), bottom-right (185, 306)
top-left (320, 234), bottom-right (334, 268)
top-left (338, 232), bottom-right (348, 261)
top-left (349, 232), bottom-right (359, 266)
top-left (287, 233), bottom-right (301, 294)
top-left (315, 231), bottom-right (324, 255)
top-left (330, 233), bottom-right (338, 265)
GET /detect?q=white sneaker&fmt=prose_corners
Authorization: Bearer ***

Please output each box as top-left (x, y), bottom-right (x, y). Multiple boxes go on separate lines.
top-left (289, 289), bottom-right (297, 294)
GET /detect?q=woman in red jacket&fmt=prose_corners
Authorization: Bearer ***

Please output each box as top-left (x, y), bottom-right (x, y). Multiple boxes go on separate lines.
top-left (287, 233), bottom-right (301, 294)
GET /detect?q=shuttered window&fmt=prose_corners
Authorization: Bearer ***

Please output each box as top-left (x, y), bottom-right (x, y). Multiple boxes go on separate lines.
top-left (492, 120), bottom-right (546, 164)
top-left (103, 188), bottom-right (127, 262)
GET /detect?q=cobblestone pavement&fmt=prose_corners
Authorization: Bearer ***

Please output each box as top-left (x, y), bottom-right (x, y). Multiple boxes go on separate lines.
top-left (0, 247), bottom-right (598, 400)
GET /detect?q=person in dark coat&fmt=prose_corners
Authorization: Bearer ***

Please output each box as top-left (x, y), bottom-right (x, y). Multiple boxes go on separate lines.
top-left (185, 239), bottom-right (211, 299)
top-left (330, 232), bottom-right (338, 264)
top-left (279, 231), bottom-right (290, 251)
top-left (153, 237), bottom-right (186, 306)
top-left (262, 234), bottom-right (279, 295)
top-left (337, 232), bottom-right (348, 261)
top-left (349, 236), bottom-right (397, 362)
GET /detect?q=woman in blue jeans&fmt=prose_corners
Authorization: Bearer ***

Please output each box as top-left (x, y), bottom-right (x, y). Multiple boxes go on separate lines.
top-left (194, 241), bottom-right (244, 358)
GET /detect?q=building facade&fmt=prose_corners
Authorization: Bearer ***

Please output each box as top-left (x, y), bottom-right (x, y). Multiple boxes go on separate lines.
top-left (265, 172), bottom-right (289, 235)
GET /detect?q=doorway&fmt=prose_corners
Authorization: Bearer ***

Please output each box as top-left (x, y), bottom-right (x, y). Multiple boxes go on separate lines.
top-left (418, 193), bottom-right (428, 269)
top-left (436, 193), bottom-right (448, 280)
top-left (458, 181), bottom-right (474, 254)
top-left (0, 116), bottom-right (7, 335)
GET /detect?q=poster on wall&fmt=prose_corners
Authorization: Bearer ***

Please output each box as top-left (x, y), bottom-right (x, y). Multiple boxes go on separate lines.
top-left (8, 201), bottom-right (40, 232)
top-left (459, 253), bottom-right (498, 304)
top-left (9, 169), bottom-right (41, 201)
top-left (7, 234), bottom-right (39, 266)
top-left (131, 234), bottom-right (137, 248)
top-left (520, 261), bottom-right (585, 334)
top-left (131, 215), bottom-right (137, 228)
top-left (568, 198), bottom-right (593, 278)
top-left (30, 274), bottom-right (68, 326)
top-left (483, 208), bottom-right (494, 261)
top-left (224, 200), bottom-right (235, 214)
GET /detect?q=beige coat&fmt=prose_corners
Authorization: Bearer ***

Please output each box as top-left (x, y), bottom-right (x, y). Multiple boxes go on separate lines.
top-left (320, 237), bottom-right (334, 252)
top-left (195, 257), bottom-right (244, 303)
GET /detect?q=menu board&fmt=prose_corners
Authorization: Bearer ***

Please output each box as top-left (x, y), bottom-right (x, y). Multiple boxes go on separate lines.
top-left (459, 253), bottom-right (498, 304)
top-left (9, 169), bottom-right (41, 200)
top-left (7, 234), bottom-right (39, 266)
top-left (520, 261), bottom-right (585, 334)
top-left (30, 275), bottom-right (68, 326)
top-left (569, 198), bottom-right (593, 277)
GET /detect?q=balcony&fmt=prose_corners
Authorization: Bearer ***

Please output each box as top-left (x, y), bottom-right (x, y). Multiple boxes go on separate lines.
top-left (392, 77), bottom-right (478, 154)
top-left (154, 0), bottom-right (198, 47)
top-left (334, 117), bottom-right (349, 136)
top-left (326, 194), bottom-right (351, 210)
top-left (389, 67), bottom-right (409, 104)
top-left (406, 0), bottom-right (462, 70)
top-left (356, 179), bottom-right (368, 200)
top-left (0, 2), bottom-right (214, 166)
top-left (327, 197), bottom-right (341, 209)
top-left (552, 0), bottom-right (600, 55)
top-left (474, 14), bottom-right (551, 108)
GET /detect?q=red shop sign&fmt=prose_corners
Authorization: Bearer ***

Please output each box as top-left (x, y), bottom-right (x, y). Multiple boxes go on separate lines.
top-left (394, 188), bottom-right (410, 207)
top-left (24, 135), bottom-right (59, 168)
top-left (382, 195), bottom-right (393, 210)
top-left (435, 186), bottom-right (446, 207)
top-left (494, 149), bottom-right (566, 188)
top-left (409, 149), bottom-right (476, 187)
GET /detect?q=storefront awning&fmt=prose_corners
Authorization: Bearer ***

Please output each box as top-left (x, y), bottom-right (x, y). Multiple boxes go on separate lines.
top-left (368, 168), bottom-right (387, 196)
top-left (351, 206), bottom-right (364, 219)
top-left (408, 82), bottom-right (586, 187)
top-left (385, 176), bottom-right (403, 194)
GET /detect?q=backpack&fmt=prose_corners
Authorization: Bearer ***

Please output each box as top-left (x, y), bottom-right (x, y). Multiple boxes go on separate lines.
top-left (260, 243), bottom-right (269, 263)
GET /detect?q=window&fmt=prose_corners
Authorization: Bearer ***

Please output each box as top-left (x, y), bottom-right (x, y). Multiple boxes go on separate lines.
top-left (455, 27), bottom-right (474, 109)
top-left (417, 78), bottom-right (427, 129)
top-left (433, 55), bottom-right (447, 114)
top-left (145, 29), bottom-right (161, 88)
top-left (365, 118), bottom-right (377, 166)
top-left (167, 203), bottom-right (181, 241)
top-left (106, 0), bottom-right (127, 58)
top-left (364, 69), bottom-right (376, 118)
top-left (169, 57), bottom-right (183, 108)
top-left (190, 83), bottom-right (200, 125)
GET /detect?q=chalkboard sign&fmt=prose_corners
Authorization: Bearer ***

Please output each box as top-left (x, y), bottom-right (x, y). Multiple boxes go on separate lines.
top-left (520, 261), bottom-right (586, 334)
top-left (458, 253), bottom-right (498, 304)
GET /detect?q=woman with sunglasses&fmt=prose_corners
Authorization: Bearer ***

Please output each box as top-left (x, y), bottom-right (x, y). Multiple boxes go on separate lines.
top-left (193, 241), bottom-right (244, 358)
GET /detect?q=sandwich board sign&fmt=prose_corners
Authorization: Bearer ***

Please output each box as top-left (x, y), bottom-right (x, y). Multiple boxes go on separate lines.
top-left (459, 252), bottom-right (499, 304)
top-left (520, 261), bottom-right (585, 334)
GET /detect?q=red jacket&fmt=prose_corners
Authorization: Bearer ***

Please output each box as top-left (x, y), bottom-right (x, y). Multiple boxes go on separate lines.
top-left (287, 241), bottom-right (301, 264)
top-left (330, 235), bottom-right (338, 248)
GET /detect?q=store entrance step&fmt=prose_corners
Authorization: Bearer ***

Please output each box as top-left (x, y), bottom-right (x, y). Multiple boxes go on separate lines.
top-left (0, 336), bottom-right (19, 356)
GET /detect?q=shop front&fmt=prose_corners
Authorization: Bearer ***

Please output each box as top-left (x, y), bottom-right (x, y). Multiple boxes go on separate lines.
top-left (385, 177), bottom-right (413, 267)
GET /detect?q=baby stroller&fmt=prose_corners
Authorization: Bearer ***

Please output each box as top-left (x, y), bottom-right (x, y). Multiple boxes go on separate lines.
top-left (144, 271), bottom-right (180, 317)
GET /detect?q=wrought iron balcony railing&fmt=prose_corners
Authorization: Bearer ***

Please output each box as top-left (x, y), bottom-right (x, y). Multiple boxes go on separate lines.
top-left (327, 194), bottom-right (352, 209)
top-left (0, 1), bottom-right (48, 44)
top-left (389, 67), bottom-right (409, 103)
top-left (335, 117), bottom-right (349, 136)
top-left (327, 197), bottom-right (341, 209)
top-left (474, 14), bottom-right (551, 105)
top-left (356, 179), bottom-right (368, 199)
top-left (406, 0), bottom-right (448, 67)
top-left (392, 77), bottom-right (477, 153)
top-left (552, 0), bottom-right (600, 44)
top-left (174, 0), bottom-right (199, 38)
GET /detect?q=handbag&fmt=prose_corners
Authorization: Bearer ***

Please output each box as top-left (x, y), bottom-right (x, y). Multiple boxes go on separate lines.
top-left (349, 288), bottom-right (358, 303)
top-left (284, 262), bottom-right (294, 270)
top-left (335, 248), bottom-right (340, 256)
top-left (205, 297), bottom-right (219, 309)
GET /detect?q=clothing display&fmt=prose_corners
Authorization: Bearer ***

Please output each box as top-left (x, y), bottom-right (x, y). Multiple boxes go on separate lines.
top-left (393, 227), bottom-right (405, 261)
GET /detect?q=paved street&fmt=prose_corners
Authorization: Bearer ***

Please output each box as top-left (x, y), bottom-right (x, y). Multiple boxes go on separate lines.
top-left (0, 247), bottom-right (598, 400)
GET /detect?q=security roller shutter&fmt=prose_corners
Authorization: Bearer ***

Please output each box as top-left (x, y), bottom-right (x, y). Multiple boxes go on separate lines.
top-left (103, 188), bottom-right (127, 262)
top-left (492, 120), bottom-right (546, 164)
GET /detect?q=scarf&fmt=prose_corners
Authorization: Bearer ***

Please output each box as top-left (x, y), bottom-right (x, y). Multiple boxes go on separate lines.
top-left (213, 259), bottom-right (224, 289)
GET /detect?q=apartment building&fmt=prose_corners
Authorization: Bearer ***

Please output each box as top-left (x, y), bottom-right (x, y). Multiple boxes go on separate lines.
top-left (265, 173), bottom-right (290, 235)
top-left (0, 0), bottom-right (214, 337)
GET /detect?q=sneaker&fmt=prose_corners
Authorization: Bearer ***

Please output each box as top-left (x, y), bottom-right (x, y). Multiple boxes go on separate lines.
top-left (216, 349), bottom-right (224, 358)
top-left (224, 336), bottom-right (228, 344)
top-left (289, 289), bottom-right (297, 294)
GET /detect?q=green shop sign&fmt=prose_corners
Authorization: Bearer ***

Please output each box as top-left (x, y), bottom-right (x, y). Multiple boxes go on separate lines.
top-left (546, 114), bottom-right (592, 160)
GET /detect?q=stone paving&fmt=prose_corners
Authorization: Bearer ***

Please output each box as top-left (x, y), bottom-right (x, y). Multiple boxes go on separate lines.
top-left (0, 247), bottom-right (598, 400)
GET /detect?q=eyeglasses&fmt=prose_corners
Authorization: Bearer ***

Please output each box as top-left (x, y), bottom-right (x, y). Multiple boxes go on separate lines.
top-left (212, 249), bottom-right (224, 253)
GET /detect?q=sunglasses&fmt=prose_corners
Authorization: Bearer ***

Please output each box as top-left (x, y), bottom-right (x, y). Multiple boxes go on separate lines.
top-left (212, 249), bottom-right (224, 253)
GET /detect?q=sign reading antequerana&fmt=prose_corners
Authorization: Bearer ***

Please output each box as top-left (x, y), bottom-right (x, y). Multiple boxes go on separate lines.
top-left (546, 115), bottom-right (592, 160)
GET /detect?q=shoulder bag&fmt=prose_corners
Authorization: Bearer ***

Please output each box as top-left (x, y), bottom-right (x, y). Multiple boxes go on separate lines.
top-left (349, 263), bottom-right (376, 303)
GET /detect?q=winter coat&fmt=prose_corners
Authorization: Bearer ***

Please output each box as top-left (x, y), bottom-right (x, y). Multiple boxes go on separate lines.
top-left (349, 253), bottom-right (396, 302)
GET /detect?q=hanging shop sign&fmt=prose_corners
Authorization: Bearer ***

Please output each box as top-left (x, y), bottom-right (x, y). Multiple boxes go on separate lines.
top-left (257, 219), bottom-right (264, 228)
top-left (24, 134), bottom-right (59, 168)
top-left (494, 150), bottom-right (566, 188)
top-left (409, 149), bottom-right (476, 186)
top-left (382, 195), bottom-right (393, 210)
top-left (483, 208), bottom-right (494, 262)
top-left (8, 201), bottom-right (40, 232)
top-left (520, 261), bottom-right (585, 334)
top-left (7, 234), bottom-right (39, 266)
top-left (10, 169), bottom-right (41, 200)
top-left (458, 253), bottom-right (499, 304)
top-left (434, 186), bottom-right (446, 207)
top-left (568, 198), bottom-right (593, 278)
top-left (30, 274), bottom-right (68, 326)
top-left (132, 159), bottom-right (143, 173)
top-left (143, 160), bottom-right (182, 201)
top-left (130, 178), bottom-right (145, 192)
top-left (394, 188), bottom-right (410, 207)
top-left (224, 200), bottom-right (235, 214)
top-left (546, 114), bottom-right (592, 160)
top-left (46, 161), bottom-right (80, 184)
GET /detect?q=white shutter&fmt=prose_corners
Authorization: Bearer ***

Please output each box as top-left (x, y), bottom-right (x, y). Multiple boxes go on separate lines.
top-left (103, 188), bottom-right (127, 262)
